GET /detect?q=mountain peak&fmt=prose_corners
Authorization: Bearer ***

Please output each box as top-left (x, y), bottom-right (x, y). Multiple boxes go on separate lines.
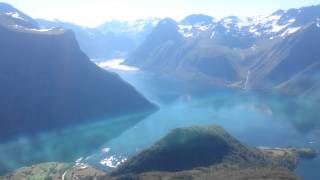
top-left (272, 9), bottom-right (286, 16)
top-left (0, 2), bottom-right (16, 13)
top-left (0, 2), bottom-right (38, 28)
top-left (158, 18), bottom-right (177, 26)
top-left (181, 14), bottom-right (215, 25)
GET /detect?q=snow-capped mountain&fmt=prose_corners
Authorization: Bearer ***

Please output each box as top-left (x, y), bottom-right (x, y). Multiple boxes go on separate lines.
top-left (125, 5), bottom-right (320, 97)
top-left (176, 5), bottom-right (320, 45)
top-left (98, 18), bottom-right (161, 42)
top-left (37, 18), bottom-right (136, 59)
top-left (36, 18), bottom-right (161, 59)
top-left (0, 2), bottom-right (38, 28)
top-left (99, 18), bottom-right (160, 34)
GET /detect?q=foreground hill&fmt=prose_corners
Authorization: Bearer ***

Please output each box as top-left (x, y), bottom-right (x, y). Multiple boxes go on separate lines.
top-left (0, 8), bottom-right (157, 141)
top-left (3, 125), bottom-right (317, 179)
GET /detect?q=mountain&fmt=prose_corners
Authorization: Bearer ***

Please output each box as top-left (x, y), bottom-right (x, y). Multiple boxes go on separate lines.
top-left (248, 22), bottom-right (320, 90)
top-left (37, 18), bottom-right (160, 59)
top-left (98, 18), bottom-right (160, 43)
top-left (125, 5), bottom-right (320, 95)
top-left (0, 11), bottom-right (157, 141)
top-left (110, 125), bottom-right (313, 179)
top-left (37, 19), bottom-right (136, 59)
top-left (3, 125), bottom-right (316, 179)
top-left (181, 14), bottom-right (215, 25)
top-left (0, 2), bottom-right (38, 28)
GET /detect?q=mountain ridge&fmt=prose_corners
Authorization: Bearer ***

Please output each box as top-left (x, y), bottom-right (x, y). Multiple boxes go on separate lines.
top-left (124, 4), bottom-right (320, 97)
top-left (0, 9), bottom-right (157, 141)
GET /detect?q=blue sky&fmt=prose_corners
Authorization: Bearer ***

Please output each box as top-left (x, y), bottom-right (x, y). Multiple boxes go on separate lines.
top-left (2, 0), bottom-right (320, 27)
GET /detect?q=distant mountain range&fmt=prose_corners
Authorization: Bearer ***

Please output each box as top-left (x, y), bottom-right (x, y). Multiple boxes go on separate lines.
top-left (1, 2), bottom-right (320, 112)
top-left (0, 3), bottom-right (157, 141)
top-left (36, 18), bottom-right (160, 60)
top-left (125, 5), bottom-right (320, 98)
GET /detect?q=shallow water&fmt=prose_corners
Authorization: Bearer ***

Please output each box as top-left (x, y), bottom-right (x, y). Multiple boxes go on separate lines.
top-left (0, 65), bottom-right (319, 179)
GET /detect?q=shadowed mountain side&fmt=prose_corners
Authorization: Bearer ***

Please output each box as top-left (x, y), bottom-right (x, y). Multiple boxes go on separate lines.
top-left (0, 18), bottom-right (157, 141)
top-left (124, 6), bottom-right (320, 94)
top-left (111, 125), bottom-right (313, 176)
top-left (125, 18), bottom-right (240, 86)
top-left (250, 23), bottom-right (320, 89)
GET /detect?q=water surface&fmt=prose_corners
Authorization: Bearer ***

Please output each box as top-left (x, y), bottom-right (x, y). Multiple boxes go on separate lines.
top-left (0, 61), bottom-right (319, 180)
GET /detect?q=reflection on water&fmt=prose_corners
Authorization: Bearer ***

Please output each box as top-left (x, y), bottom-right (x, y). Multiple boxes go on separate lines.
top-left (0, 66), bottom-right (319, 180)
top-left (0, 112), bottom-right (150, 174)
top-left (87, 68), bottom-right (320, 179)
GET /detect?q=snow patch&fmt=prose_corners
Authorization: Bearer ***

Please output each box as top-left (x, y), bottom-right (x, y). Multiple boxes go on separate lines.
top-left (249, 27), bottom-right (261, 36)
top-left (97, 59), bottom-right (139, 71)
top-left (6, 12), bottom-right (24, 20)
top-left (317, 18), bottom-right (320, 28)
top-left (270, 23), bottom-right (290, 33)
top-left (251, 14), bottom-right (281, 28)
top-left (178, 25), bottom-right (192, 31)
top-left (210, 31), bottom-right (215, 39)
top-left (9, 25), bottom-right (56, 32)
top-left (178, 25), bottom-right (193, 38)
top-left (198, 25), bottom-right (210, 31)
top-left (280, 27), bottom-right (301, 37)
top-left (237, 17), bottom-right (253, 28)
top-left (28, 28), bottom-right (55, 32)
top-left (288, 19), bottom-right (296, 23)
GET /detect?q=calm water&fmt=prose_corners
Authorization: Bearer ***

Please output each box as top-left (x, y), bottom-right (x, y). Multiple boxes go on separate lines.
top-left (0, 62), bottom-right (319, 180)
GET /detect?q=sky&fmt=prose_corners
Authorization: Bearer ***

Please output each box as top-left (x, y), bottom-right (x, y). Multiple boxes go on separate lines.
top-left (2, 0), bottom-right (320, 27)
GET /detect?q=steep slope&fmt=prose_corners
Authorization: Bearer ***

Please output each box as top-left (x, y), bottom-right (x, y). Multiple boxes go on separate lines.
top-left (126, 18), bottom-right (241, 85)
top-left (126, 18), bottom-right (183, 69)
top-left (0, 14), bottom-right (157, 141)
top-left (249, 22), bottom-right (320, 89)
top-left (0, 2), bottom-right (38, 28)
top-left (125, 5), bottom-right (320, 92)
top-left (275, 61), bottom-right (320, 97)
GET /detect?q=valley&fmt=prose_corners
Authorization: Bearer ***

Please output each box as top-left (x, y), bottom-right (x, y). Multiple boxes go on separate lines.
top-left (0, 1), bottom-right (320, 180)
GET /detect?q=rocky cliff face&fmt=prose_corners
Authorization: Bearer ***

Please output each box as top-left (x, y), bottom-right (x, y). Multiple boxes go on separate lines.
top-left (0, 13), bottom-right (157, 141)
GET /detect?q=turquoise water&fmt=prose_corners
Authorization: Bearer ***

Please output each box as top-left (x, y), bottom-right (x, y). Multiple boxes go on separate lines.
top-left (87, 69), bottom-right (320, 179)
top-left (0, 69), bottom-right (319, 180)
